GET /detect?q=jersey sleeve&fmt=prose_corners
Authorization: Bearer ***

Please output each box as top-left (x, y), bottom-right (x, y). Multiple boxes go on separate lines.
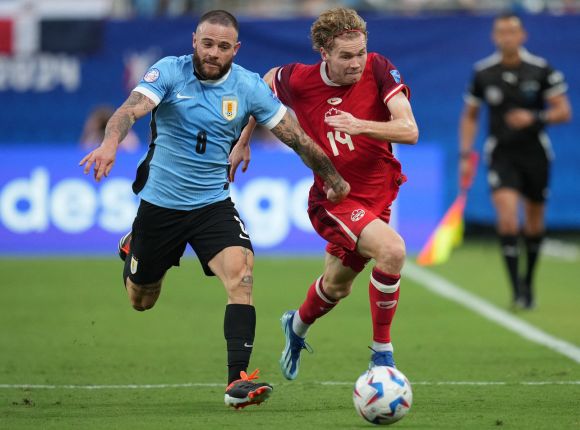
top-left (542, 65), bottom-right (568, 99)
top-left (133, 56), bottom-right (177, 106)
top-left (271, 63), bottom-right (298, 108)
top-left (249, 76), bottom-right (287, 130)
top-left (371, 54), bottom-right (410, 104)
top-left (464, 69), bottom-right (484, 106)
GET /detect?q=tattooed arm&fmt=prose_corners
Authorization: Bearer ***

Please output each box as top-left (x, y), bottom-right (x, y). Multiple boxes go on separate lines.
top-left (79, 91), bottom-right (156, 182)
top-left (271, 111), bottom-right (350, 203)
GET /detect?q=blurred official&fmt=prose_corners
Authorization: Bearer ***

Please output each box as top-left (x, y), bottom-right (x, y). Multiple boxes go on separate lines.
top-left (459, 13), bottom-right (571, 309)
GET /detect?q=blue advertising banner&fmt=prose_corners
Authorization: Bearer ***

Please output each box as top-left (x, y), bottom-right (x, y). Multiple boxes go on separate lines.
top-left (2, 14), bottom-right (578, 228)
top-left (0, 144), bottom-right (443, 256)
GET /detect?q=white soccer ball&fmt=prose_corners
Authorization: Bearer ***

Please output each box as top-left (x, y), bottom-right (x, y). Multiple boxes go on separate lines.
top-left (353, 366), bottom-right (413, 425)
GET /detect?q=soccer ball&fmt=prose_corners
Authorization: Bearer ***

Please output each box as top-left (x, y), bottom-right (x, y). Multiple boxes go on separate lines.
top-left (353, 366), bottom-right (413, 425)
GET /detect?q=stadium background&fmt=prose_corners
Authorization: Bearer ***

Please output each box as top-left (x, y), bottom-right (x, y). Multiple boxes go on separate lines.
top-left (1, 0), bottom-right (579, 256)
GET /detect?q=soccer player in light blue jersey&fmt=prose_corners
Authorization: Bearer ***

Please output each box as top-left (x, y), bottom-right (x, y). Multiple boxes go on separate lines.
top-left (79, 10), bottom-right (349, 409)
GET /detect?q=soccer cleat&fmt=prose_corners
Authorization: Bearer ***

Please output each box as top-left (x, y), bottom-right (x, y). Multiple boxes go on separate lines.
top-left (118, 232), bottom-right (132, 261)
top-left (279, 310), bottom-right (313, 380)
top-left (520, 280), bottom-right (535, 310)
top-left (369, 348), bottom-right (396, 368)
top-left (512, 279), bottom-right (535, 311)
top-left (224, 369), bottom-right (273, 409)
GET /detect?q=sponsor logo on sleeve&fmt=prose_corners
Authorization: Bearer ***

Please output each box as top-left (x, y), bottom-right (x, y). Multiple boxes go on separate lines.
top-left (390, 69), bottom-right (401, 84)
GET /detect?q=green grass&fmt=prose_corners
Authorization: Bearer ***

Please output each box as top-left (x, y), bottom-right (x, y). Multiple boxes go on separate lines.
top-left (1, 240), bottom-right (580, 429)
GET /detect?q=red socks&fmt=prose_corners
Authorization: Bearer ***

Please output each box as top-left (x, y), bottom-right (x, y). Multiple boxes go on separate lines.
top-left (369, 267), bottom-right (400, 344)
top-left (297, 276), bottom-right (338, 325)
top-left (296, 268), bottom-right (400, 345)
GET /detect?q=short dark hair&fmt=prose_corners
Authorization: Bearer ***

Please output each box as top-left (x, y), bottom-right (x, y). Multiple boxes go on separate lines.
top-left (494, 12), bottom-right (523, 26)
top-left (198, 10), bottom-right (239, 33)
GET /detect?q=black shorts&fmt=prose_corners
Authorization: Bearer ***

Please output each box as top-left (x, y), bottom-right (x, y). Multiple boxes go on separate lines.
top-left (487, 144), bottom-right (550, 203)
top-left (124, 198), bottom-right (253, 284)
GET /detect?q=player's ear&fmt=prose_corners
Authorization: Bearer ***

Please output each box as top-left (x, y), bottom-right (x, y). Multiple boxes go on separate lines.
top-left (192, 32), bottom-right (196, 48)
top-left (233, 41), bottom-right (241, 56)
top-left (320, 47), bottom-right (327, 61)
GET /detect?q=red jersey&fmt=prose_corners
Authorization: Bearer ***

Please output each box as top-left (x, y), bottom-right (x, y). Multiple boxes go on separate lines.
top-left (273, 52), bottom-right (410, 212)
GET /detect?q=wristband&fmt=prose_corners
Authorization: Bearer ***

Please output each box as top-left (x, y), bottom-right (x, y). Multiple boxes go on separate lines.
top-left (536, 111), bottom-right (548, 125)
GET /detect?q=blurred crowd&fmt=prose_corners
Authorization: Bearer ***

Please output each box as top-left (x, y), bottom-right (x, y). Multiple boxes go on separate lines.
top-left (114, 0), bottom-right (580, 17)
top-left (2, 0), bottom-right (579, 21)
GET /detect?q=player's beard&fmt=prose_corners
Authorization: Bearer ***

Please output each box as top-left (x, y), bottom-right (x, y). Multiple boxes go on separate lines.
top-left (193, 51), bottom-right (232, 81)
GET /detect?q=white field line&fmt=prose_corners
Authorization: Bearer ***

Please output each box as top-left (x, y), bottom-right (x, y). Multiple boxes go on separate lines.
top-left (1, 381), bottom-right (580, 390)
top-left (404, 262), bottom-right (580, 364)
top-left (542, 238), bottom-right (580, 262)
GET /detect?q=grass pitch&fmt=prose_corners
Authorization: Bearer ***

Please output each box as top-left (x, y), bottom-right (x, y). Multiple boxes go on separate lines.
top-left (1, 239), bottom-right (579, 429)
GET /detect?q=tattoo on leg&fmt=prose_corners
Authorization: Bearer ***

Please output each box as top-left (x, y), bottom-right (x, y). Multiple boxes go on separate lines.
top-left (241, 275), bottom-right (252, 302)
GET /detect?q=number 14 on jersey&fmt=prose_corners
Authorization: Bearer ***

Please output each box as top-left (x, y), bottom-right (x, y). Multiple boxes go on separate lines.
top-left (327, 130), bottom-right (354, 156)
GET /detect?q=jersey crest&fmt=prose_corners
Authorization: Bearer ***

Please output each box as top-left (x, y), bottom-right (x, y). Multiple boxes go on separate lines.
top-left (222, 97), bottom-right (238, 121)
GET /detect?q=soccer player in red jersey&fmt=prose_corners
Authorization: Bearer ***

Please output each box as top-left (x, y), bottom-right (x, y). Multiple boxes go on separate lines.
top-left (229, 8), bottom-right (418, 378)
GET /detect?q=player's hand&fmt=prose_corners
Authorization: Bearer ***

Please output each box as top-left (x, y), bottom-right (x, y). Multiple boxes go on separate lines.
top-left (79, 142), bottom-right (117, 182)
top-left (505, 109), bottom-right (535, 129)
top-left (458, 151), bottom-right (479, 191)
top-left (324, 110), bottom-right (363, 135)
top-left (459, 157), bottom-right (475, 190)
top-left (324, 179), bottom-right (350, 203)
top-left (228, 142), bottom-right (251, 182)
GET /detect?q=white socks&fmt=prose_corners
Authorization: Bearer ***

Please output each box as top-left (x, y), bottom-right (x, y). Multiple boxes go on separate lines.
top-left (372, 341), bottom-right (394, 353)
top-left (292, 311), bottom-right (310, 338)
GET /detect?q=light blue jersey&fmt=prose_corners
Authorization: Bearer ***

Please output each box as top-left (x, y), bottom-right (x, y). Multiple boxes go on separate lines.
top-left (132, 55), bottom-right (286, 210)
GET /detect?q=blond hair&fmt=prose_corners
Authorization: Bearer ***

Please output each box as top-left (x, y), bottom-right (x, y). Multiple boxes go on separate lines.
top-left (311, 8), bottom-right (368, 52)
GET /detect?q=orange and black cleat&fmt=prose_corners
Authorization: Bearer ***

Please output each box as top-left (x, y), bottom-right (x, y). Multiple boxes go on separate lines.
top-left (224, 369), bottom-right (273, 409)
top-left (118, 232), bottom-right (132, 261)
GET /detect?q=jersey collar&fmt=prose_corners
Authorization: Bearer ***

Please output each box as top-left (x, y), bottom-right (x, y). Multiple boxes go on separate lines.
top-left (320, 62), bottom-right (341, 87)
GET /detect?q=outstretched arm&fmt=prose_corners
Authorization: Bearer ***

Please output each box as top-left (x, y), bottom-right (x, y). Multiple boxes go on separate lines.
top-left (271, 111), bottom-right (350, 203)
top-left (79, 92), bottom-right (156, 182)
top-left (324, 92), bottom-right (418, 144)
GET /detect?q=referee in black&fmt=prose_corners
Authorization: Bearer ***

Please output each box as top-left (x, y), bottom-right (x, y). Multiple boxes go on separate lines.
top-left (459, 13), bottom-right (571, 309)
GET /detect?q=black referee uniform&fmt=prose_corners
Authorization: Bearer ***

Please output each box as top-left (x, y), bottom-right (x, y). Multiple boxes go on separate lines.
top-left (464, 48), bottom-right (568, 307)
top-left (466, 48), bottom-right (567, 202)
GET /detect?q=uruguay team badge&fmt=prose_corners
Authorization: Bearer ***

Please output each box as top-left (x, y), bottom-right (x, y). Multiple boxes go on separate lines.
top-left (222, 97), bottom-right (238, 121)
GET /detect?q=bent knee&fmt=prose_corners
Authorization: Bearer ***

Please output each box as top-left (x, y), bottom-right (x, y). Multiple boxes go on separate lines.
top-left (377, 235), bottom-right (406, 268)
